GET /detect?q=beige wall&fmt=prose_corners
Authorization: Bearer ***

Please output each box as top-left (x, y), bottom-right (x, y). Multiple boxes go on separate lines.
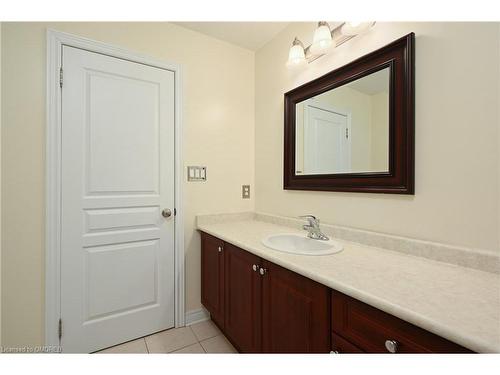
top-left (255, 22), bottom-right (499, 252)
top-left (370, 91), bottom-right (389, 171)
top-left (1, 22), bottom-right (255, 347)
top-left (0, 21), bottom-right (2, 346)
top-left (295, 101), bottom-right (305, 172)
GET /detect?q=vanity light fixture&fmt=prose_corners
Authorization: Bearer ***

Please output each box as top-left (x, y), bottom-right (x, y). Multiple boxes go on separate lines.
top-left (286, 21), bottom-right (376, 68)
top-left (341, 21), bottom-right (376, 36)
top-left (286, 37), bottom-right (307, 68)
top-left (310, 21), bottom-right (333, 55)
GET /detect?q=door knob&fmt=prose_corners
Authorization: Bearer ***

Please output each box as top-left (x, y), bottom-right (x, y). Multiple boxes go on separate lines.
top-left (252, 264), bottom-right (260, 272)
top-left (259, 268), bottom-right (267, 276)
top-left (162, 208), bottom-right (172, 218)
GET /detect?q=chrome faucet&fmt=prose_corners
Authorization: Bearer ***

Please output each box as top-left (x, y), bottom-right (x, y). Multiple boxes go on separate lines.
top-left (299, 215), bottom-right (329, 241)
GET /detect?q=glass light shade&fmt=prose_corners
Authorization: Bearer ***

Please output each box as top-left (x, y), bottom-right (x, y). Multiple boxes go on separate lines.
top-left (286, 40), bottom-right (306, 68)
top-left (310, 23), bottom-right (332, 55)
top-left (341, 22), bottom-right (374, 36)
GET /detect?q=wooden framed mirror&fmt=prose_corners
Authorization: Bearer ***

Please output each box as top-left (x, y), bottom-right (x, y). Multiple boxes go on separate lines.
top-left (284, 33), bottom-right (414, 194)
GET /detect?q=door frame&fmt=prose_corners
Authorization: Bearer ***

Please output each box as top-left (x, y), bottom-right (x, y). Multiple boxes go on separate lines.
top-left (45, 29), bottom-right (185, 348)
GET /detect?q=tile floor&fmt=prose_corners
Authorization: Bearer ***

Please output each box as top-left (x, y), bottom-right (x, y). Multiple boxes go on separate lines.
top-left (97, 320), bottom-right (237, 354)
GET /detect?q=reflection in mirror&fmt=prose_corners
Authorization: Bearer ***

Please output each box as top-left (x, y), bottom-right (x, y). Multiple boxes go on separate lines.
top-left (295, 67), bottom-right (390, 175)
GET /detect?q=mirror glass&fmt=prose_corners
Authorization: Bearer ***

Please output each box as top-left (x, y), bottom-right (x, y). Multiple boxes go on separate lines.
top-left (295, 67), bottom-right (390, 175)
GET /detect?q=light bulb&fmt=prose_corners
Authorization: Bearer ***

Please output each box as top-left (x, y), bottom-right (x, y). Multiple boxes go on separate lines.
top-left (310, 22), bottom-right (332, 55)
top-left (341, 22), bottom-right (375, 36)
top-left (286, 37), bottom-right (306, 68)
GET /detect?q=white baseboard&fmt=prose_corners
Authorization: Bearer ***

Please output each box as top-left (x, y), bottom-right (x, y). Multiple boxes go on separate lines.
top-left (185, 308), bottom-right (210, 326)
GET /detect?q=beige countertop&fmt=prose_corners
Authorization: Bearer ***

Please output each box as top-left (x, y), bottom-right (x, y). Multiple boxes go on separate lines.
top-left (197, 214), bottom-right (500, 353)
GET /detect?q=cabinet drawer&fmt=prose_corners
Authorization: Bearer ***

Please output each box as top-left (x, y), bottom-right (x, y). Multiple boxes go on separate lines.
top-left (331, 291), bottom-right (472, 353)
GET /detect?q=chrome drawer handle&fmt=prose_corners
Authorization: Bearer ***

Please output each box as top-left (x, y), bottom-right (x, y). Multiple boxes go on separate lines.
top-left (252, 264), bottom-right (260, 272)
top-left (218, 246), bottom-right (222, 253)
top-left (385, 339), bottom-right (399, 353)
top-left (259, 267), bottom-right (267, 276)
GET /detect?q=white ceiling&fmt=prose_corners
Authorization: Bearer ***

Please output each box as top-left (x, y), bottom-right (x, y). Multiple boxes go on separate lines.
top-left (173, 22), bottom-right (290, 51)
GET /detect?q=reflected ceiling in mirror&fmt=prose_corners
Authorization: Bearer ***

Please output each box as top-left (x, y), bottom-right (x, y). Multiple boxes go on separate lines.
top-left (295, 67), bottom-right (390, 175)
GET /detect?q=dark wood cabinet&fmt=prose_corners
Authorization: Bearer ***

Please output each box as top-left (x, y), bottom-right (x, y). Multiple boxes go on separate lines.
top-left (261, 260), bottom-right (330, 353)
top-left (200, 233), bottom-right (225, 329)
top-left (200, 232), bottom-right (473, 354)
top-left (331, 290), bottom-right (472, 353)
top-left (224, 243), bottom-right (262, 352)
top-left (201, 231), bottom-right (329, 353)
top-left (331, 333), bottom-right (364, 353)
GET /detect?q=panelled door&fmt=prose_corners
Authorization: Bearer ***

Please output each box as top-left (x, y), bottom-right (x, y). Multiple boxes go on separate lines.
top-left (60, 46), bottom-right (176, 353)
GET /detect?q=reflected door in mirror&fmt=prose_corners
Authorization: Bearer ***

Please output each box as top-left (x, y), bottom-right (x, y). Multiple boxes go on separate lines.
top-left (295, 67), bottom-right (389, 175)
top-left (296, 105), bottom-right (350, 174)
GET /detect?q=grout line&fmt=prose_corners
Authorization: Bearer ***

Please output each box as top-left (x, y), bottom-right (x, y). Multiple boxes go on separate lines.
top-left (198, 334), bottom-right (236, 354)
top-left (199, 334), bottom-right (223, 348)
top-left (169, 342), bottom-right (202, 353)
top-left (199, 339), bottom-right (208, 353)
top-left (190, 321), bottom-right (224, 342)
top-left (189, 324), bottom-right (207, 353)
top-left (188, 325), bottom-right (200, 342)
top-left (199, 333), bottom-right (222, 343)
top-left (167, 327), bottom-right (202, 353)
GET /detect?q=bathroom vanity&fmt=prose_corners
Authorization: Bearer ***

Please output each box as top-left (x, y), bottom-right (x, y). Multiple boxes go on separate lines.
top-left (201, 231), bottom-right (470, 353)
top-left (197, 213), bottom-right (500, 354)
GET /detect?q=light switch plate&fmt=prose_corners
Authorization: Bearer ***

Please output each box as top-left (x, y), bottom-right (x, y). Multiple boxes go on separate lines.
top-left (187, 166), bottom-right (206, 181)
top-left (242, 185), bottom-right (250, 199)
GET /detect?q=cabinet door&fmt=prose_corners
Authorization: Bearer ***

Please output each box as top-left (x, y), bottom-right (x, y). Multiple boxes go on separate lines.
top-left (224, 243), bottom-right (262, 352)
top-left (261, 260), bottom-right (330, 353)
top-left (200, 232), bottom-right (225, 329)
top-left (332, 333), bottom-right (364, 353)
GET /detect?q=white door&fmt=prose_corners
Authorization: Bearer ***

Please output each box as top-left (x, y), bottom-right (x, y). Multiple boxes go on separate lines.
top-left (60, 46), bottom-right (175, 353)
top-left (303, 105), bottom-right (351, 174)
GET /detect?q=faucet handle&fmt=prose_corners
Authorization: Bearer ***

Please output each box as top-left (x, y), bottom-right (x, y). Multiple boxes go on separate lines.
top-left (299, 215), bottom-right (318, 226)
top-left (299, 214), bottom-right (316, 220)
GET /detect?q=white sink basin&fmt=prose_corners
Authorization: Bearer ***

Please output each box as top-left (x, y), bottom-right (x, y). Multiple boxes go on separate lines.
top-left (261, 233), bottom-right (343, 256)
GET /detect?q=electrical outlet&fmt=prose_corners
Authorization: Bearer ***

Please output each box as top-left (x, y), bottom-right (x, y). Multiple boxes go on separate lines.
top-left (242, 185), bottom-right (250, 199)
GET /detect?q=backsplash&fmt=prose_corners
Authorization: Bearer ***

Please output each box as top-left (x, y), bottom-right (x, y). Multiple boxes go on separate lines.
top-left (197, 211), bottom-right (500, 274)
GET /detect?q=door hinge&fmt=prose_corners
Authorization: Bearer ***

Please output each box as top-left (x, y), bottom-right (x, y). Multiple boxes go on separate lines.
top-left (345, 128), bottom-right (349, 139)
top-left (59, 67), bottom-right (63, 88)
top-left (58, 318), bottom-right (63, 340)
